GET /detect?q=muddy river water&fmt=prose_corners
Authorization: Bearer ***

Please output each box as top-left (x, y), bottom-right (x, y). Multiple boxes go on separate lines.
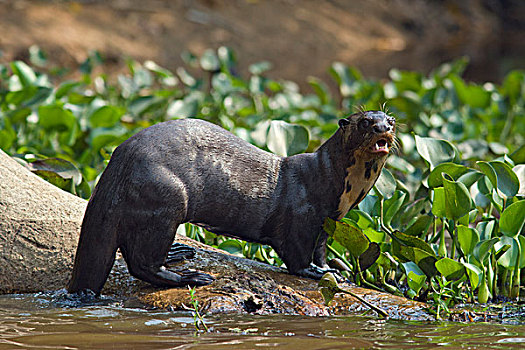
top-left (1, 292), bottom-right (524, 349)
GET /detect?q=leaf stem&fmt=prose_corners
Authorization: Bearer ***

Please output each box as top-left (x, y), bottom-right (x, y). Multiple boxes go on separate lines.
top-left (339, 288), bottom-right (389, 318)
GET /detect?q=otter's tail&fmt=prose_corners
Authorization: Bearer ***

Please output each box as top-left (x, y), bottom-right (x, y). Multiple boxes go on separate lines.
top-left (67, 163), bottom-right (121, 295)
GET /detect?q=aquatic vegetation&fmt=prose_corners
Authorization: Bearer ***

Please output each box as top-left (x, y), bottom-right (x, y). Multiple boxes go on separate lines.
top-left (0, 46), bottom-right (523, 316)
top-left (187, 286), bottom-right (209, 333)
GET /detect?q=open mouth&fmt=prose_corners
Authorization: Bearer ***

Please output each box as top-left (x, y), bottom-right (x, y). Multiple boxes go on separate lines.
top-left (370, 139), bottom-right (389, 154)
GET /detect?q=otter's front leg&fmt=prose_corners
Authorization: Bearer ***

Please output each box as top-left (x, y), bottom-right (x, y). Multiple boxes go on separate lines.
top-left (313, 230), bottom-right (330, 269)
top-left (282, 224), bottom-right (339, 280)
top-left (310, 230), bottom-right (346, 280)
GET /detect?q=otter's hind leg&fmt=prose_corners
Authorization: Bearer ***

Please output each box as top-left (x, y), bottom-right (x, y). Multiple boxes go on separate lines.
top-left (119, 209), bottom-right (214, 287)
top-left (118, 178), bottom-right (214, 288)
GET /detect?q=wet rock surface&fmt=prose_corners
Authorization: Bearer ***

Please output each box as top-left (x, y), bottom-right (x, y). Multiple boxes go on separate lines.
top-left (111, 236), bottom-right (433, 320)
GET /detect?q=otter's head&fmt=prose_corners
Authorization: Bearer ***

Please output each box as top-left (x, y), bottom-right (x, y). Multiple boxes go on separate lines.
top-left (338, 110), bottom-right (396, 160)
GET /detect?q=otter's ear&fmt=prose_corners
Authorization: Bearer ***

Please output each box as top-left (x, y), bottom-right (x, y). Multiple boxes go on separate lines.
top-left (338, 118), bottom-right (350, 128)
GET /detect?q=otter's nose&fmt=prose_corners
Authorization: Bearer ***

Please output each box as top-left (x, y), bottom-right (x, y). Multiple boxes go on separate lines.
top-left (373, 122), bottom-right (391, 134)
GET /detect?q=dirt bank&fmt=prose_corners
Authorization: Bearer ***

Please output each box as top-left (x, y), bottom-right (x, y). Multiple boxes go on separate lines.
top-left (1, 0), bottom-right (523, 85)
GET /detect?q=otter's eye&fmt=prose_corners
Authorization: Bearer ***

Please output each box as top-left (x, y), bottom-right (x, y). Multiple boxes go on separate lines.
top-left (360, 119), bottom-right (371, 129)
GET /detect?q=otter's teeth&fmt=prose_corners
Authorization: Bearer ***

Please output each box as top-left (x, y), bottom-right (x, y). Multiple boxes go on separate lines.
top-left (373, 140), bottom-right (389, 152)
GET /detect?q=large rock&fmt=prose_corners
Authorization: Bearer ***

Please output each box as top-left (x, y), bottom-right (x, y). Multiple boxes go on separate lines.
top-left (0, 149), bottom-right (86, 293)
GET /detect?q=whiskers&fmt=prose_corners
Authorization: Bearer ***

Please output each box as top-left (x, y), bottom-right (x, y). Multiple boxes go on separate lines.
top-left (355, 104), bottom-right (367, 114)
top-left (380, 102), bottom-right (390, 114)
top-left (390, 135), bottom-right (401, 156)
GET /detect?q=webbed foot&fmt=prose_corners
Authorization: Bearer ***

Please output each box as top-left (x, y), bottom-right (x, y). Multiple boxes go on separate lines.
top-left (166, 243), bottom-right (197, 264)
top-left (294, 263), bottom-right (343, 281)
top-left (177, 269), bottom-right (215, 286)
top-left (151, 266), bottom-right (214, 287)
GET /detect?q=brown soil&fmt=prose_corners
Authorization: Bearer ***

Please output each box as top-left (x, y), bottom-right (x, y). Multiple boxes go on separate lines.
top-left (1, 0), bottom-right (523, 85)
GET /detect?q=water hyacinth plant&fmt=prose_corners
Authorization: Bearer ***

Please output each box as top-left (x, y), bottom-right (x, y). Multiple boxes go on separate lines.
top-left (0, 46), bottom-right (523, 316)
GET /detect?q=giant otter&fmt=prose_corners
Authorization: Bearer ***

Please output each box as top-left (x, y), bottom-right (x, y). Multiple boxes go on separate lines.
top-left (68, 111), bottom-right (395, 294)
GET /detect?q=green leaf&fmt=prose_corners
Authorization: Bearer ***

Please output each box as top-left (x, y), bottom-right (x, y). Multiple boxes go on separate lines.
top-left (218, 240), bottom-right (244, 257)
top-left (435, 257), bottom-right (465, 281)
top-left (89, 126), bottom-right (128, 151)
top-left (131, 67), bottom-right (153, 88)
top-left (476, 220), bottom-right (495, 241)
top-left (76, 177), bottom-right (92, 199)
top-left (391, 231), bottom-right (437, 277)
top-left (250, 120), bottom-right (271, 147)
top-left (389, 69), bottom-right (422, 92)
top-left (358, 242), bottom-right (380, 271)
top-left (463, 262), bottom-right (482, 289)
top-left (477, 277), bottom-right (490, 303)
top-left (407, 270), bottom-right (427, 295)
top-left (392, 231), bottom-right (434, 254)
top-left (200, 49), bottom-right (220, 71)
top-left (432, 57), bottom-right (469, 79)
top-left (29, 45), bottom-right (48, 67)
top-left (26, 157), bottom-right (82, 186)
top-left (495, 236), bottom-right (521, 268)
top-left (307, 76), bottom-right (332, 105)
top-left (477, 161), bottom-right (497, 189)
top-left (363, 227), bottom-right (385, 243)
top-left (477, 161), bottom-right (520, 198)
top-left (405, 215), bottom-right (432, 237)
top-left (323, 218), bottom-right (369, 258)
top-left (500, 200), bottom-right (525, 237)
top-left (144, 60), bottom-right (173, 78)
top-left (432, 187), bottom-right (446, 218)
top-left (415, 135), bottom-right (457, 170)
top-left (266, 120), bottom-right (309, 156)
top-left (490, 161), bottom-right (520, 198)
top-left (127, 95), bottom-right (157, 116)
top-left (502, 70), bottom-right (524, 104)
top-left (176, 67), bottom-right (198, 87)
top-left (375, 168), bottom-right (396, 199)
top-left (449, 75), bottom-right (491, 108)
top-left (402, 261), bottom-right (425, 278)
top-left (383, 190), bottom-right (406, 227)
top-left (457, 170), bottom-right (484, 188)
top-left (211, 73), bottom-right (237, 95)
top-left (347, 210), bottom-right (374, 229)
top-left (442, 175), bottom-right (472, 220)
top-left (318, 273), bottom-right (340, 306)
top-left (167, 98), bottom-right (198, 119)
top-left (217, 46), bottom-right (236, 72)
top-left (249, 61), bottom-right (272, 75)
top-left (427, 163), bottom-right (470, 188)
top-left (403, 262), bottom-right (427, 294)
top-left (473, 237), bottom-right (500, 264)
top-left (249, 75), bottom-right (264, 94)
top-left (10, 61), bottom-right (37, 87)
top-left (89, 105), bottom-right (124, 128)
top-left (513, 164), bottom-right (525, 196)
top-left (457, 225), bottom-right (480, 256)
top-left (510, 144), bottom-right (525, 164)
top-left (22, 86), bottom-right (53, 107)
top-left (329, 62), bottom-right (361, 97)
top-left (0, 117), bottom-right (16, 150)
top-left (38, 105), bottom-right (76, 131)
